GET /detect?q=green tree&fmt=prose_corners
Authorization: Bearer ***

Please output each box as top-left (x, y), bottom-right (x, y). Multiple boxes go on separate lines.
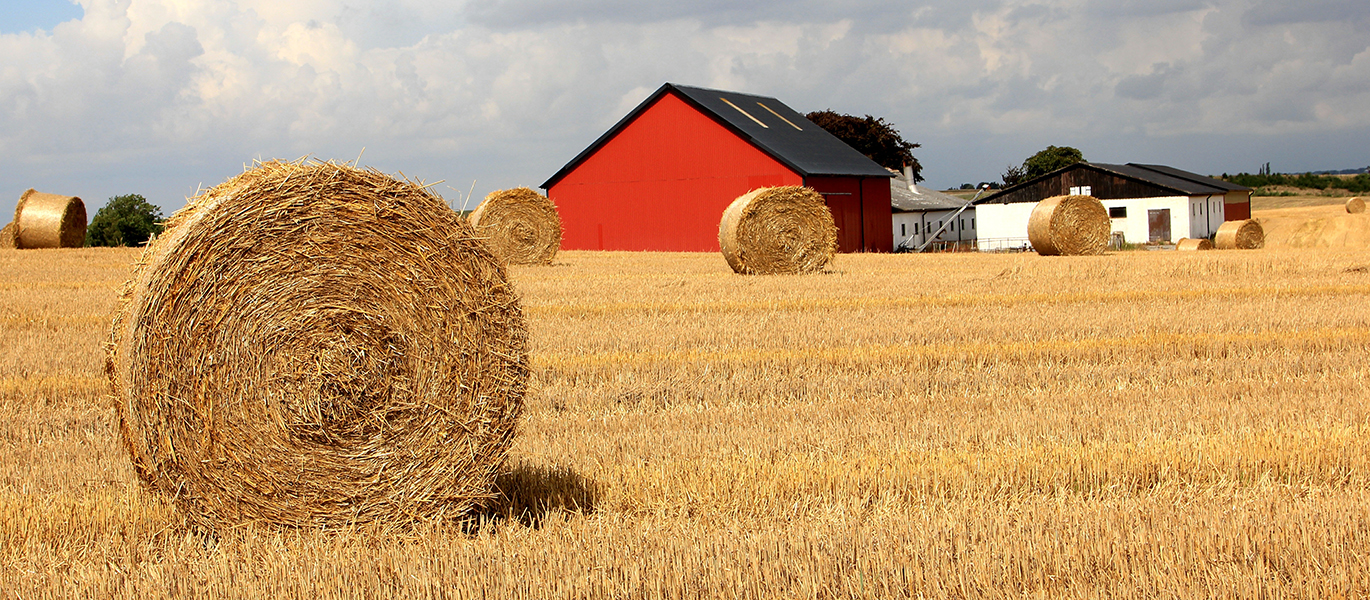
top-left (805, 110), bottom-right (923, 182)
top-left (1021, 145), bottom-right (1085, 180)
top-left (86, 194), bottom-right (164, 247)
top-left (1003, 145), bottom-right (1086, 186)
top-left (1001, 164), bottom-right (1028, 187)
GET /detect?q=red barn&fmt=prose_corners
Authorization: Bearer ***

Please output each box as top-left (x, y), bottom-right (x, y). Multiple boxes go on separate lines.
top-left (541, 83), bottom-right (894, 253)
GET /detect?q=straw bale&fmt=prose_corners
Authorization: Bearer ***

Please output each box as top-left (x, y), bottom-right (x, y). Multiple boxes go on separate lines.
top-left (14, 189), bottom-right (86, 248)
top-left (718, 186), bottom-right (836, 275)
top-left (1026, 195), bottom-right (1110, 256)
top-left (1348, 197), bottom-right (1366, 214)
top-left (1214, 219), bottom-right (1265, 250)
top-left (0, 223), bottom-right (15, 249)
top-left (468, 187), bottom-right (561, 265)
top-left (108, 160), bottom-right (528, 530)
top-left (1175, 238), bottom-right (1213, 251)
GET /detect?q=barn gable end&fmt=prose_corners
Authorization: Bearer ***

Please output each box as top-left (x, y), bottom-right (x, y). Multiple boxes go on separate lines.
top-left (543, 83), bottom-right (894, 253)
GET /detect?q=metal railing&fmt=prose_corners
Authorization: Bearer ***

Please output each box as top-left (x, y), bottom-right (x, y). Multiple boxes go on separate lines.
top-left (973, 237), bottom-right (1033, 253)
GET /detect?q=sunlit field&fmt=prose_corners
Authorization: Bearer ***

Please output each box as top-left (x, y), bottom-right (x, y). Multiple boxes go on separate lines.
top-left (3, 242), bottom-right (1370, 598)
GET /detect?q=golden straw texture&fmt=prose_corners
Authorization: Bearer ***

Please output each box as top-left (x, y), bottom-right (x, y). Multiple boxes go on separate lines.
top-left (14, 189), bottom-right (86, 249)
top-left (468, 187), bottom-right (561, 265)
top-left (0, 222), bottom-right (15, 249)
top-left (718, 186), bottom-right (837, 275)
top-left (108, 160), bottom-right (529, 530)
top-left (1026, 195), bottom-right (1110, 256)
top-left (1348, 197), bottom-right (1366, 214)
top-left (1214, 219), bottom-right (1265, 250)
top-left (1175, 238), bottom-right (1213, 251)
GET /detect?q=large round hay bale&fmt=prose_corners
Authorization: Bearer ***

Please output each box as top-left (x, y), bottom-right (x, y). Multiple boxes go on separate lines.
top-left (14, 189), bottom-right (86, 248)
top-left (1026, 195), bottom-right (1110, 256)
top-left (1348, 197), bottom-right (1366, 214)
top-left (1175, 238), bottom-right (1213, 251)
top-left (718, 186), bottom-right (836, 275)
top-left (0, 223), bottom-right (15, 249)
top-left (467, 187), bottom-right (560, 265)
top-left (108, 160), bottom-right (529, 530)
top-left (1214, 219), bottom-right (1265, 249)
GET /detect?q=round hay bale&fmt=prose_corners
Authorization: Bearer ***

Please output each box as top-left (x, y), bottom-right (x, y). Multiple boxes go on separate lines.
top-left (14, 189), bottom-right (86, 248)
top-left (1214, 219), bottom-right (1265, 250)
top-left (467, 187), bottom-right (560, 265)
top-left (1026, 195), bottom-right (1110, 256)
top-left (0, 223), bottom-right (16, 249)
top-left (108, 160), bottom-right (529, 530)
top-left (718, 186), bottom-right (837, 275)
top-left (1348, 197), bottom-right (1366, 214)
top-left (1175, 238), bottom-right (1213, 251)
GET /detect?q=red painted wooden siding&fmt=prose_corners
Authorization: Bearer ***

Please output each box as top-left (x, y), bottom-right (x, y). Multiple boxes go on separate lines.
top-left (548, 92), bottom-right (802, 252)
top-left (1224, 199), bottom-right (1251, 221)
top-left (806, 176), bottom-right (894, 253)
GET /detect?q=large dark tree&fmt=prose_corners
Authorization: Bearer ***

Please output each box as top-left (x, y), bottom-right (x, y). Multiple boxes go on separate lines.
top-left (86, 194), bottom-right (164, 247)
top-left (1001, 145), bottom-right (1085, 187)
top-left (805, 110), bottom-right (923, 182)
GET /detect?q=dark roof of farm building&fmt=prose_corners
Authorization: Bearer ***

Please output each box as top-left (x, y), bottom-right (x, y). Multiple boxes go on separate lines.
top-left (542, 83), bottom-right (893, 189)
top-left (977, 162), bottom-right (1252, 204)
top-left (889, 170), bottom-right (970, 212)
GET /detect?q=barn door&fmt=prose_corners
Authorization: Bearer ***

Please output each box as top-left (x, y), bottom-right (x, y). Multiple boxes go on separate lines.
top-left (806, 177), bottom-right (865, 253)
top-left (1148, 209), bottom-right (1171, 242)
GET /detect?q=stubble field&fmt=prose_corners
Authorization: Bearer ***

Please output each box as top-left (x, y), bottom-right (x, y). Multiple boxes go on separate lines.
top-left (3, 243), bottom-right (1369, 598)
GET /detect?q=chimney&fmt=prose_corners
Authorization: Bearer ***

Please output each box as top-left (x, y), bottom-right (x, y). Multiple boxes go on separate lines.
top-left (904, 163), bottom-right (918, 194)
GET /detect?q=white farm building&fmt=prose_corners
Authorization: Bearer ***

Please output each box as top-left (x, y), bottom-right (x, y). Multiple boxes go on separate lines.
top-left (889, 170), bottom-right (976, 251)
top-left (974, 163), bottom-right (1253, 251)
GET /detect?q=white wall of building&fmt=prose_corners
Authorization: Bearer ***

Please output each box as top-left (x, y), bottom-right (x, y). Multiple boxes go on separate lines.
top-left (979, 195), bottom-right (1227, 250)
top-left (893, 209), bottom-right (977, 250)
top-left (1098, 196), bottom-right (1187, 243)
top-left (975, 202), bottom-right (1037, 251)
top-left (1191, 194), bottom-right (1225, 238)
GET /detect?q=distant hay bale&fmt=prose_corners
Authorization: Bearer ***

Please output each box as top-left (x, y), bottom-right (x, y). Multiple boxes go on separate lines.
top-left (1348, 197), bottom-right (1366, 214)
top-left (1214, 219), bottom-right (1265, 250)
top-left (1175, 238), bottom-right (1213, 251)
top-left (108, 160), bottom-right (529, 530)
top-left (718, 186), bottom-right (836, 275)
top-left (1026, 195), bottom-right (1110, 256)
top-left (0, 223), bottom-right (15, 249)
top-left (467, 187), bottom-right (561, 265)
top-left (14, 189), bottom-right (86, 249)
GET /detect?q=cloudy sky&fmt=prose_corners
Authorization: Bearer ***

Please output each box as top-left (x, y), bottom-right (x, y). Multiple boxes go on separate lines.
top-left (2, 0), bottom-right (1367, 218)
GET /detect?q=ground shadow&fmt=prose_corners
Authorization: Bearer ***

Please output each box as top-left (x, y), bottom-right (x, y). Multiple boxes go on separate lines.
top-left (473, 462), bottom-right (598, 530)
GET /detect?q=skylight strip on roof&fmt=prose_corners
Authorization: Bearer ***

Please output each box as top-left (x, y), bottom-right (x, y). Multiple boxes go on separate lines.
top-left (718, 97), bottom-right (768, 128)
top-left (756, 102), bottom-right (802, 130)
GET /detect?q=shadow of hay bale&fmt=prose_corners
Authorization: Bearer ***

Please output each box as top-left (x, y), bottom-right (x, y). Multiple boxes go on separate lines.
top-left (477, 463), bottom-right (598, 529)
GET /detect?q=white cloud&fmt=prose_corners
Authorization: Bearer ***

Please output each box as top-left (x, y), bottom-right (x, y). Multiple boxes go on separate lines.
top-left (0, 0), bottom-right (1367, 216)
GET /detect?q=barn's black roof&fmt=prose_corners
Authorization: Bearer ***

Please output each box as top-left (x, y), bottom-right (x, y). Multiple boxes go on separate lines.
top-left (977, 162), bottom-right (1250, 204)
top-left (541, 83), bottom-right (892, 189)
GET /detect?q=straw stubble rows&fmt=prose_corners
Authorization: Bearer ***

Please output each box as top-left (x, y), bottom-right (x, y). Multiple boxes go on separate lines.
top-left (2, 247), bottom-right (1369, 597)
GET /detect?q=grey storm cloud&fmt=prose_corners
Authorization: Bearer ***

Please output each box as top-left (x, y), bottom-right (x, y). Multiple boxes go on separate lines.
top-left (0, 0), bottom-right (1366, 217)
top-left (1244, 0), bottom-right (1370, 25)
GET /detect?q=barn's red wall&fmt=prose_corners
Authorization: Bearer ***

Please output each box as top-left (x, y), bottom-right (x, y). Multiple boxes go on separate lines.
top-left (860, 177), bottom-right (893, 252)
top-left (806, 176), bottom-right (863, 253)
top-left (806, 176), bottom-right (894, 253)
top-left (548, 93), bottom-right (802, 252)
top-left (1224, 198), bottom-right (1251, 221)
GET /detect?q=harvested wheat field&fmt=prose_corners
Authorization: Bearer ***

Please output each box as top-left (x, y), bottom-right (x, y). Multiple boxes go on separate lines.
top-left (3, 246), bottom-right (1370, 598)
top-left (1255, 202), bottom-right (1370, 249)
